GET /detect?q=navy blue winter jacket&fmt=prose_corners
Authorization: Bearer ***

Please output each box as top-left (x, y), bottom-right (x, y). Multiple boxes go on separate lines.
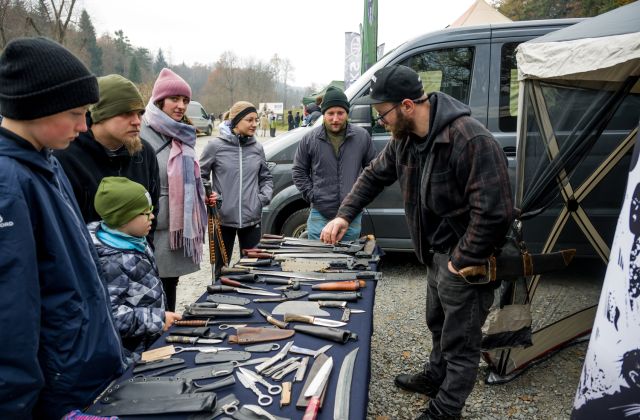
top-left (0, 128), bottom-right (124, 419)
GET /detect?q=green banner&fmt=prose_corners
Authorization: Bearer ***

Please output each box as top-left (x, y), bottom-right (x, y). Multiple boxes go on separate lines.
top-left (361, 0), bottom-right (378, 74)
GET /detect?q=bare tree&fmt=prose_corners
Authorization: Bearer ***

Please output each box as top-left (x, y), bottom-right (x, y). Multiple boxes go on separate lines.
top-left (217, 50), bottom-right (240, 105)
top-left (280, 58), bottom-right (295, 108)
top-left (49, 0), bottom-right (76, 44)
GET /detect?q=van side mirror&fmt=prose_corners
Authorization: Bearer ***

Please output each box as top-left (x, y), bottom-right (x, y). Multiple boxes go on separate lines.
top-left (349, 104), bottom-right (372, 134)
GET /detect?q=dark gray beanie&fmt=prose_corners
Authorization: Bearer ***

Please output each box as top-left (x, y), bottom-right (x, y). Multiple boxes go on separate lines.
top-left (321, 86), bottom-right (349, 114)
top-left (0, 37), bottom-right (99, 120)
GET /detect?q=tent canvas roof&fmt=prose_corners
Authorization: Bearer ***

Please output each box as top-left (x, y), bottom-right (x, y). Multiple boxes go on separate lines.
top-left (449, 0), bottom-right (511, 27)
top-left (517, 1), bottom-right (640, 82)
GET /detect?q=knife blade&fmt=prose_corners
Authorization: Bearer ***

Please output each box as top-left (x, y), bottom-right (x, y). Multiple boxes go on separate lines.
top-left (257, 307), bottom-right (289, 329)
top-left (206, 285), bottom-right (280, 296)
top-left (283, 313), bottom-right (347, 328)
top-left (303, 357), bottom-right (333, 420)
top-left (334, 348), bottom-right (358, 420)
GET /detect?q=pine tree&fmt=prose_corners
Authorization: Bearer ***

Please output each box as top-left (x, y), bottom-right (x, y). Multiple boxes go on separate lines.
top-left (78, 9), bottom-right (102, 75)
top-left (154, 48), bottom-right (169, 75)
top-left (129, 56), bottom-right (141, 83)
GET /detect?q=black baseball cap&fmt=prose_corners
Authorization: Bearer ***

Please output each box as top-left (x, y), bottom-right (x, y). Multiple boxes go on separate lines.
top-left (354, 65), bottom-right (424, 105)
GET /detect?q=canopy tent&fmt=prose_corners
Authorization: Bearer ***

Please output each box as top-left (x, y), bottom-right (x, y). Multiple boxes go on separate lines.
top-left (449, 0), bottom-right (511, 27)
top-left (482, 2), bottom-right (640, 382)
top-left (302, 80), bottom-right (345, 106)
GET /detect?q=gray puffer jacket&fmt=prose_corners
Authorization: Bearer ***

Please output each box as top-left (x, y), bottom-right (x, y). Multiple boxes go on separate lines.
top-left (292, 122), bottom-right (376, 219)
top-left (200, 132), bottom-right (273, 228)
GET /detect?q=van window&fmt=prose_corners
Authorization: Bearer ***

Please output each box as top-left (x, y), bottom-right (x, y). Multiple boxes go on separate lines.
top-left (499, 42), bottom-right (519, 132)
top-left (401, 47), bottom-right (475, 102)
top-left (370, 46), bottom-right (475, 134)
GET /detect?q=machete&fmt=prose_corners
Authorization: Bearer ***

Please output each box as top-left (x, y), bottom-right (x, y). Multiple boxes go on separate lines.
top-left (334, 348), bottom-right (359, 420)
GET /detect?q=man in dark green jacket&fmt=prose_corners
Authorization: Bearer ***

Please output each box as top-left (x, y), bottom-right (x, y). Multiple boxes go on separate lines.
top-left (292, 86), bottom-right (376, 240)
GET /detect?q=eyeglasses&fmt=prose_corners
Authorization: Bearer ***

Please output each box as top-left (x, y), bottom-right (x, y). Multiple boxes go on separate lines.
top-left (375, 103), bottom-right (400, 125)
top-left (140, 205), bottom-right (154, 221)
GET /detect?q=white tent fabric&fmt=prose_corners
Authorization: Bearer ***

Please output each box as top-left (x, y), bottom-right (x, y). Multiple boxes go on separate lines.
top-left (517, 32), bottom-right (640, 82)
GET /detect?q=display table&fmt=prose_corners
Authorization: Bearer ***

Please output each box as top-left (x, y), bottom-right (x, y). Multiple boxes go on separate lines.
top-left (88, 260), bottom-right (378, 419)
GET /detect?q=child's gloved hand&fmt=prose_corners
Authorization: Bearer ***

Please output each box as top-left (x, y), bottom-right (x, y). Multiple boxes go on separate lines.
top-left (164, 311), bottom-right (182, 331)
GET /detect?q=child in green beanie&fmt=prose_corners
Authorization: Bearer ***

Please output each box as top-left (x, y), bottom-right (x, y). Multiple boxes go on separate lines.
top-left (89, 176), bottom-right (181, 361)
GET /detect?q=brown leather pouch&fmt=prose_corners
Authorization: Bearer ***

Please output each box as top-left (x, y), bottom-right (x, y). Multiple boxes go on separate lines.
top-left (228, 327), bottom-right (295, 344)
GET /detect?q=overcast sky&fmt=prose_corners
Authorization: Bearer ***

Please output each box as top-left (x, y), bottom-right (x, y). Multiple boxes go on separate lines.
top-left (81, 0), bottom-right (476, 87)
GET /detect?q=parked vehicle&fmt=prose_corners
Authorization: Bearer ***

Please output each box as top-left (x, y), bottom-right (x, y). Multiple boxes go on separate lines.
top-left (187, 101), bottom-right (214, 136)
top-left (262, 18), bottom-right (620, 253)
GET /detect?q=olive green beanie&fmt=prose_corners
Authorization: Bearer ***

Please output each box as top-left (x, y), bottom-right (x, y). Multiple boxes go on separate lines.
top-left (95, 177), bottom-right (152, 228)
top-left (90, 74), bottom-right (145, 124)
top-left (321, 86), bottom-right (349, 114)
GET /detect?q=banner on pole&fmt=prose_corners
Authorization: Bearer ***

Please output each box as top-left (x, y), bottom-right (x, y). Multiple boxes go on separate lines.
top-left (344, 32), bottom-right (361, 90)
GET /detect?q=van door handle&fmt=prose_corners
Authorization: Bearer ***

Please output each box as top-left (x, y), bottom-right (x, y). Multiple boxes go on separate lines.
top-left (503, 146), bottom-right (516, 158)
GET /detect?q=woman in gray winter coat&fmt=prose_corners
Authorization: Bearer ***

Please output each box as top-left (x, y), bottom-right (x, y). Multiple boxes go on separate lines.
top-left (140, 68), bottom-right (207, 310)
top-left (200, 101), bottom-right (273, 273)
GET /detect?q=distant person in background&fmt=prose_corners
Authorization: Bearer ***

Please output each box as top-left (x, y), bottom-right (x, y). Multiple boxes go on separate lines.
top-left (287, 110), bottom-right (294, 130)
top-left (294, 111), bottom-right (301, 128)
top-left (140, 68), bottom-right (207, 311)
top-left (303, 98), bottom-right (323, 127)
top-left (293, 86), bottom-right (375, 240)
top-left (269, 111), bottom-right (277, 137)
top-left (200, 101), bottom-right (273, 275)
top-left (260, 111), bottom-right (269, 137)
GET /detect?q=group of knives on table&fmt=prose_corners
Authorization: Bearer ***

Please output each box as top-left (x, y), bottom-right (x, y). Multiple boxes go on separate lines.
top-left (91, 234), bottom-right (380, 419)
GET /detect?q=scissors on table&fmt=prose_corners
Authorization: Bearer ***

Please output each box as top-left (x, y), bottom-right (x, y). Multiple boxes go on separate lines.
top-left (238, 367), bottom-right (282, 394)
top-left (236, 369), bottom-right (273, 406)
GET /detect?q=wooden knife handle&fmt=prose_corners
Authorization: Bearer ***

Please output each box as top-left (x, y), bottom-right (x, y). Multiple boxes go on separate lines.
top-left (165, 336), bottom-right (195, 344)
top-left (245, 252), bottom-right (273, 259)
top-left (267, 316), bottom-right (289, 329)
top-left (206, 285), bottom-right (236, 293)
top-left (312, 280), bottom-right (366, 291)
top-left (283, 313), bottom-right (313, 324)
top-left (302, 396), bottom-right (321, 420)
top-left (242, 248), bottom-right (265, 256)
top-left (219, 277), bottom-right (244, 288)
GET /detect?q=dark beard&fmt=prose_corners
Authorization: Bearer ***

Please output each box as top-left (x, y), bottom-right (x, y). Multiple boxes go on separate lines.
top-left (390, 108), bottom-right (415, 140)
top-left (123, 135), bottom-right (143, 155)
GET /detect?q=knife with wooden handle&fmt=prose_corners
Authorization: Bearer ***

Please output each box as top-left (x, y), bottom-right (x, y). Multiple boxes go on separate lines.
top-left (311, 280), bottom-right (366, 291)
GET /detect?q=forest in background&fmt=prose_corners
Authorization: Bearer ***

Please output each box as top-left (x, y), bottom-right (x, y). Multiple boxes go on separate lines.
top-left (0, 0), bottom-right (634, 115)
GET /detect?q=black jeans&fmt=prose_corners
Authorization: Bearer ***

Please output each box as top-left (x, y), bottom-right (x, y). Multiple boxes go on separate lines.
top-left (214, 224), bottom-right (262, 275)
top-left (424, 252), bottom-right (494, 417)
top-left (161, 276), bottom-right (179, 311)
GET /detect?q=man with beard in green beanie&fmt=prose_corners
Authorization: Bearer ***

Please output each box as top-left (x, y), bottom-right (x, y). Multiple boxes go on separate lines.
top-left (292, 86), bottom-right (376, 240)
top-left (55, 74), bottom-right (160, 243)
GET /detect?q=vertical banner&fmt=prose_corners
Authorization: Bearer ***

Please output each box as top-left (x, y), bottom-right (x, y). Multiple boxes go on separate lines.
top-left (344, 32), bottom-right (361, 90)
top-left (361, 0), bottom-right (378, 74)
top-left (377, 43), bottom-right (385, 61)
top-left (571, 127), bottom-right (640, 419)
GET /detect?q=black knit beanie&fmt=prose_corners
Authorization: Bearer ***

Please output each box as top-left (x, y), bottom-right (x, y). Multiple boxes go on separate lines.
top-left (321, 86), bottom-right (350, 114)
top-left (0, 37), bottom-right (99, 120)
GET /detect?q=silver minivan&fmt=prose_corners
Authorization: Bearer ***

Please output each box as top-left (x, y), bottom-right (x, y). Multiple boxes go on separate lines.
top-left (187, 101), bottom-right (213, 136)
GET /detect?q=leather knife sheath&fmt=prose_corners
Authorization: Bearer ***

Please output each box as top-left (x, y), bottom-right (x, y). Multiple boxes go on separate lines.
top-left (194, 350), bottom-right (252, 364)
top-left (293, 324), bottom-right (358, 343)
top-left (228, 327), bottom-right (295, 344)
top-left (173, 364), bottom-right (236, 380)
top-left (170, 327), bottom-right (218, 338)
top-left (100, 377), bottom-right (195, 403)
top-left (91, 393), bottom-right (216, 416)
top-left (132, 357), bottom-right (185, 374)
top-left (311, 280), bottom-right (366, 291)
top-left (307, 292), bottom-right (362, 301)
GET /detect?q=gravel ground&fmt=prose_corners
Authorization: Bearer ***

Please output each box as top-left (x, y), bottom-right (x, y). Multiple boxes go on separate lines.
top-left (177, 133), bottom-right (592, 419)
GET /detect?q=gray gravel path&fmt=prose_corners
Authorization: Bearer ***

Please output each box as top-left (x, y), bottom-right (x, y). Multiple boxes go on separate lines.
top-left (176, 134), bottom-right (588, 419)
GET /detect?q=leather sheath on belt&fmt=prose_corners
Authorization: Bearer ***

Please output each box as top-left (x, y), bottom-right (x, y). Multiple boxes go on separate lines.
top-left (307, 292), bottom-right (362, 301)
top-left (228, 326), bottom-right (295, 344)
top-left (292, 324), bottom-right (358, 343)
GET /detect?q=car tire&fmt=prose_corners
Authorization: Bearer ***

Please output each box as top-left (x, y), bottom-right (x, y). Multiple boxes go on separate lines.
top-left (205, 125), bottom-right (212, 136)
top-left (281, 208), bottom-right (310, 238)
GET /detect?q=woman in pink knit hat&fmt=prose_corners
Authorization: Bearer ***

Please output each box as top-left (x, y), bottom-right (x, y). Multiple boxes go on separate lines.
top-left (140, 68), bottom-right (207, 310)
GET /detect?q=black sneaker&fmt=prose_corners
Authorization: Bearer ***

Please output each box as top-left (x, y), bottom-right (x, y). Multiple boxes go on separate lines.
top-left (394, 371), bottom-right (439, 397)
